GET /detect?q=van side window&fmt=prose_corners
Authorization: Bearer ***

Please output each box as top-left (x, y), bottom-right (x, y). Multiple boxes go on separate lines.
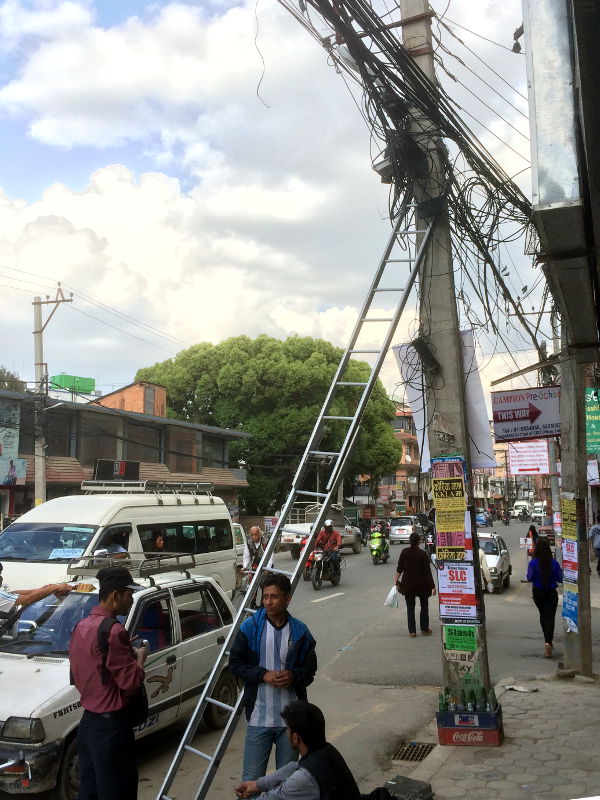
top-left (138, 524), bottom-right (178, 554)
top-left (174, 586), bottom-right (223, 640)
top-left (137, 520), bottom-right (234, 556)
top-left (95, 525), bottom-right (132, 555)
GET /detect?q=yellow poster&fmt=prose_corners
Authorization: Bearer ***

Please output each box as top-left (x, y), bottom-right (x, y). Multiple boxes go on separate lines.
top-left (561, 498), bottom-right (577, 540)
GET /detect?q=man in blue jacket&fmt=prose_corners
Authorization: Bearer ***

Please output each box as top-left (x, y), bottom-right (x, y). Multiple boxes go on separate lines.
top-left (230, 573), bottom-right (317, 782)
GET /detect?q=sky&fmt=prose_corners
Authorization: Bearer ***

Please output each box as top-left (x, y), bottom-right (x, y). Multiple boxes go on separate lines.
top-left (0, 0), bottom-right (540, 406)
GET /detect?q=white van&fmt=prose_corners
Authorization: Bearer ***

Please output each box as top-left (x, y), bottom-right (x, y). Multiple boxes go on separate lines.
top-left (0, 481), bottom-right (237, 598)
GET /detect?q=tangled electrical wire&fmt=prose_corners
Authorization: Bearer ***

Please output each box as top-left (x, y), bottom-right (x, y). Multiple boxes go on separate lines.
top-left (276, 0), bottom-right (551, 362)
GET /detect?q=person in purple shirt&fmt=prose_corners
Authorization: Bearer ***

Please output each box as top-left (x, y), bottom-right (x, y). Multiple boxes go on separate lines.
top-left (526, 538), bottom-right (563, 659)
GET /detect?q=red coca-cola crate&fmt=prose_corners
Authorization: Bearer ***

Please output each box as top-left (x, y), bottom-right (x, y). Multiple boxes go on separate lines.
top-left (437, 726), bottom-right (503, 746)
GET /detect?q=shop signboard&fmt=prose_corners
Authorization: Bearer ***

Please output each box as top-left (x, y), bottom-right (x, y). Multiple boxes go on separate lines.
top-left (585, 387), bottom-right (600, 454)
top-left (0, 457), bottom-right (26, 486)
top-left (0, 400), bottom-right (20, 461)
top-left (492, 386), bottom-right (560, 442)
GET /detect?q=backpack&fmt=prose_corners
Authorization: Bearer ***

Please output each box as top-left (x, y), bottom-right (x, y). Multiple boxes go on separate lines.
top-left (97, 617), bottom-right (148, 728)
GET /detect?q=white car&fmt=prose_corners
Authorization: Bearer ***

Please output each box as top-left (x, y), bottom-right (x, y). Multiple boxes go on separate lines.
top-left (389, 516), bottom-right (424, 544)
top-left (479, 532), bottom-right (512, 592)
top-left (0, 561), bottom-right (237, 800)
top-left (281, 515), bottom-right (362, 559)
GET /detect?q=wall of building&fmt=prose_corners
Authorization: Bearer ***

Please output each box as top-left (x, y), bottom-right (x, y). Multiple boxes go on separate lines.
top-left (93, 383), bottom-right (167, 417)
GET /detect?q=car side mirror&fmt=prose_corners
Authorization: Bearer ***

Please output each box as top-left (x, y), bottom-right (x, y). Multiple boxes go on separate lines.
top-left (94, 548), bottom-right (109, 557)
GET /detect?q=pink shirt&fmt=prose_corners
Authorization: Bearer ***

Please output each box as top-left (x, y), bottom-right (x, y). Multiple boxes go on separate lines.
top-left (69, 605), bottom-right (145, 713)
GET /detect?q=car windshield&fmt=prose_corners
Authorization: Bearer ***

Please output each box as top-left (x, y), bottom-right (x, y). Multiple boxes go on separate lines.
top-left (481, 540), bottom-right (499, 556)
top-left (0, 523), bottom-right (98, 562)
top-left (0, 591), bottom-right (99, 657)
top-left (391, 518), bottom-right (412, 526)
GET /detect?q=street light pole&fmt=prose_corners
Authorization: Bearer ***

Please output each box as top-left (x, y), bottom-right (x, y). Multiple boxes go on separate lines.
top-left (32, 286), bottom-right (72, 506)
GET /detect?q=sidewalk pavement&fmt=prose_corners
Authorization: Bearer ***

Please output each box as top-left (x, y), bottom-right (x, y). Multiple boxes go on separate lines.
top-left (406, 674), bottom-right (600, 800)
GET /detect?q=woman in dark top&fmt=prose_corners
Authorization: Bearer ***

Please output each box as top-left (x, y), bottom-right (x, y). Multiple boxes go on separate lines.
top-left (527, 524), bottom-right (539, 556)
top-left (394, 532), bottom-right (436, 637)
top-left (526, 538), bottom-right (563, 658)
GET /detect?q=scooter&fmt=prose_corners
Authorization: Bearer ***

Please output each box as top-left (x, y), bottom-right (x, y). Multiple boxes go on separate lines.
top-left (369, 531), bottom-right (390, 565)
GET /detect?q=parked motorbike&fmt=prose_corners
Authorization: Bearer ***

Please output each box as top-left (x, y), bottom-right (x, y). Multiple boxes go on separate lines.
top-left (311, 548), bottom-right (343, 589)
top-left (369, 531), bottom-right (390, 565)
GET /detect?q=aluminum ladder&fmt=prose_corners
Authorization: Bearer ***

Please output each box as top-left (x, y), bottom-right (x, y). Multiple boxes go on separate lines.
top-left (156, 205), bottom-right (436, 800)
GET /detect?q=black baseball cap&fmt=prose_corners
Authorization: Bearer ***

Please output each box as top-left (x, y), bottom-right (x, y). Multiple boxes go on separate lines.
top-left (96, 566), bottom-right (141, 594)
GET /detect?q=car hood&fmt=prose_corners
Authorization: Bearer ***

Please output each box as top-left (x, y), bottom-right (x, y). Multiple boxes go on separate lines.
top-left (0, 653), bottom-right (70, 717)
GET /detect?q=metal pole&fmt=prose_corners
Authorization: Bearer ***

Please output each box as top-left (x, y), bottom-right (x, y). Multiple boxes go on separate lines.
top-left (399, 0), bottom-right (490, 690)
top-left (33, 296), bottom-right (46, 506)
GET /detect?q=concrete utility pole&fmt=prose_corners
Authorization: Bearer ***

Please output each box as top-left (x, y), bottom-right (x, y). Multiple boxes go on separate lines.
top-left (399, 0), bottom-right (491, 689)
top-left (33, 285), bottom-right (72, 506)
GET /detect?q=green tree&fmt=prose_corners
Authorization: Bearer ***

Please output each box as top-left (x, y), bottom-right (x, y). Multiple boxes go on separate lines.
top-left (0, 366), bottom-right (25, 392)
top-left (136, 335), bottom-right (402, 514)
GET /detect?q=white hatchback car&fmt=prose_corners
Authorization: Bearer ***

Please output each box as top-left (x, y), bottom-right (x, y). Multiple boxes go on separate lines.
top-left (389, 516), bottom-right (423, 544)
top-left (478, 532), bottom-right (512, 592)
top-left (0, 562), bottom-right (237, 800)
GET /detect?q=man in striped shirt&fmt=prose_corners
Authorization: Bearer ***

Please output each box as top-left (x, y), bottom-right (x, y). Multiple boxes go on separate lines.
top-left (230, 574), bottom-right (317, 783)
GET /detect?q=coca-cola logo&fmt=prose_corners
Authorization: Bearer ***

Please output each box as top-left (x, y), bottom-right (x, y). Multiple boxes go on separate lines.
top-left (451, 730), bottom-right (484, 743)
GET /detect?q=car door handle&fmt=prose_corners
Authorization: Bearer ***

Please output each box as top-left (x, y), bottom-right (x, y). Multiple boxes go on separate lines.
top-left (217, 636), bottom-right (225, 645)
top-left (166, 655), bottom-right (176, 665)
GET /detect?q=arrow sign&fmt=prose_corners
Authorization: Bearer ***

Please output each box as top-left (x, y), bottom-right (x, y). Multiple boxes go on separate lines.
top-left (493, 402), bottom-right (542, 424)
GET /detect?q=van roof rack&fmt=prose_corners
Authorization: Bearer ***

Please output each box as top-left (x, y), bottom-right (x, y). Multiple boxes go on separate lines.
top-left (67, 551), bottom-right (198, 584)
top-left (80, 480), bottom-right (215, 505)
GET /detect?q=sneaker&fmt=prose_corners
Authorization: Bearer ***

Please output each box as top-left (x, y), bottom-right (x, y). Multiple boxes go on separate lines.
top-left (421, 629), bottom-right (433, 635)
top-left (544, 643), bottom-right (553, 658)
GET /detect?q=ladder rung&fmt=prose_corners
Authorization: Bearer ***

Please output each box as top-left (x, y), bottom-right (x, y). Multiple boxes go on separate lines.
top-left (205, 696), bottom-right (235, 712)
top-left (400, 228), bottom-right (427, 234)
top-left (296, 490), bottom-right (327, 498)
top-left (267, 567), bottom-right (294, 577)
top-left (322, 415), bottom-right (353, 421)
top-left (361, 317), bottom-right (393, 322)
top-left (373, 287), bottom-right (404, 292)
top-left (184, 745), bottom-right (211, 761)
top-left (310, 451), bottom-right (340, 457)
top-left (336, 381), bottom-right (368, 386)
top-left (348, 349), bottom-right (380, 354)
top-left (386, 258), bottom-right (414, 263)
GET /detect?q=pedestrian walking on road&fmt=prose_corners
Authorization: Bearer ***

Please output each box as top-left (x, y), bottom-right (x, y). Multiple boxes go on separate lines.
top-left (588, 521), bottom-right (600, 576)
top-left (395, 532), bottom-right (436, 637)
top-left (526, 538), bottom-right (563, 658)
top-left (527, 524), bottom-right (539, 557)
top-left (69, 566), bottom-right (148, 800)
top-left (230, 573), bottom-right (317, 783)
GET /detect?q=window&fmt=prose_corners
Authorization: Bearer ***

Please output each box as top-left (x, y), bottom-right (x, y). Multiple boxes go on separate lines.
top-left (126, 423), bottom-right (161, 463)
top-left (95, 525), bottom-right (132, 555)
top-left (202, 436), bottom-right (226, 468)
top-left (144, 386), bottom-right (155, 416)
top-left (133, 596), bottom-right (173, 652)
top-left (137, 519), bottom-right (233, 555)
top-left (79, 415), bottom-right (121, 465)
top-left (174, 586), bottom-right (223, 640)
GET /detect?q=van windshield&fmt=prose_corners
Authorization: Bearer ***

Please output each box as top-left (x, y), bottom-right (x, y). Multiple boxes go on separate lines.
top-left (0, 590), bottom-right (99, 657)
top-left (0, 523), bottom-right (98, 562)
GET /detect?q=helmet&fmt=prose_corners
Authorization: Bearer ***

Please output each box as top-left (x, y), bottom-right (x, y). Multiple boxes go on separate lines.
top-left (324, 519), bottom-right (333, 527)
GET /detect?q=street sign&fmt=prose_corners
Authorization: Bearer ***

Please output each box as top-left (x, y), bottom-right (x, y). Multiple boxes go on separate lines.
top-left (491, 386), bottom-right (560, 442)
top-left (507, 439), bottom-right (550, 475)
top-left (585, 387), bottom-right (600, 454)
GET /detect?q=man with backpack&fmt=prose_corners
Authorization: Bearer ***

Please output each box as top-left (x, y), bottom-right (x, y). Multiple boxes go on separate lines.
top-left (69, 566), bottom-right (148, 800)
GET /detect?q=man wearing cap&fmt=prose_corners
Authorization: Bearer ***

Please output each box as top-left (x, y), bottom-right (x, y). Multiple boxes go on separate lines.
top-left (69, 566), bottom-right (148, 800)
top-left (0, 563), bottom-right (72, 634)
top-left (314, 519), bottom-right (342, 578)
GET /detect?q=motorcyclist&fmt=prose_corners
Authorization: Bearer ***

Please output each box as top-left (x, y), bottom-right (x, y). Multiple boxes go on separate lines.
top-left (315, 519), bottom-right (342, 576)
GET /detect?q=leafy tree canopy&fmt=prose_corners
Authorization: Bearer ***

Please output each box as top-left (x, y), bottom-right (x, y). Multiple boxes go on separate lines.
top-left (0, 366), bottom-right (25, 392)
top-left (136, 335), bottom-right (401, 514)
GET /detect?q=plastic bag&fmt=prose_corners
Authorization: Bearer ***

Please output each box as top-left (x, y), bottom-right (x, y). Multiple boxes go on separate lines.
top-left (384, 585), bottom-right (398, 608)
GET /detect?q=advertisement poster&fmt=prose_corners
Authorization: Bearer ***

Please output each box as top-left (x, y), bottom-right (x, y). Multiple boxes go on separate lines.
top-left (491, 386), bottom-right (560, 442)
top-left (507, 439), bottom-right (550, 475)
top-left (437, 563), bottom-right (480, 624)
top-left (562, 581), bottom-right (579, 633)
top-left (0, 400), bottom-right (20, 461)
top-left (0, 457), bottom-right (26, 486)
top-left (433, 476), bottom-right (467, 534)
top-left (562, 537), bottom-right (578, 583)
top-left (443, 624), bottom-right (477, 651)
top-left (585, 387), bottom-right (600, 454)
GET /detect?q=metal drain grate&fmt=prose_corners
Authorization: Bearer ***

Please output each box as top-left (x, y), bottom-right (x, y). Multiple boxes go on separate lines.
top-left (392, 741), bottom-right (436, 763)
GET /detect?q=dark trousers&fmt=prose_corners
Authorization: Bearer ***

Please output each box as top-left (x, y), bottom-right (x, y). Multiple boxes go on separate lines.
top-left (77, 709), bottom-right (138, 800)
top-left (404, 593), bottom-right (430, 634)
top-left (532, 587), bottom-right (559, 645)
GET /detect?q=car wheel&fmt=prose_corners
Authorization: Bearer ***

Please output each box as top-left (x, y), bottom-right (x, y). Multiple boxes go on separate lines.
top-left (204, 669), bottom-right (238, 729)
top-left (290, 545), bottom-right (301, 560)
top-left (503, 572), bottom-right (511, 589)
top-left (57, 734), bottom-right (79, 800)
top-left (352, 538), bottom-right (361, 554)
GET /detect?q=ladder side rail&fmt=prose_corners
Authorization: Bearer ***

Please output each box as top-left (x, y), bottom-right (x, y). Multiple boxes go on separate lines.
top-left (323, 220), bottom-right (436, 496)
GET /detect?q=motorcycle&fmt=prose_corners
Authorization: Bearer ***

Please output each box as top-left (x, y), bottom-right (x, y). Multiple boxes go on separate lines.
top-left (369, 531), bottom-right (390, 565)
top-left (425, 528), bottom-right (435, 556)
top-left (300, 536), bottom-right (315, 581)
top-left (502, 513), bottom-right (510, 526)
top-left (311, 548), bottom-right (343, 590)
top-left (518, 509), bottom-right (530, 523)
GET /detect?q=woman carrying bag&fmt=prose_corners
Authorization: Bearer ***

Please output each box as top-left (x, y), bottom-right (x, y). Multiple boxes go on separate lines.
top-left (527, 538), bottom-right (563, 658)
top-left (394, 532), bottom-right (436, 637)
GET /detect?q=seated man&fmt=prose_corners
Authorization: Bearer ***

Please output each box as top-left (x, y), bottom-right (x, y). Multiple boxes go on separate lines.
top-left (234, 700), bottom-right (360, 800)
